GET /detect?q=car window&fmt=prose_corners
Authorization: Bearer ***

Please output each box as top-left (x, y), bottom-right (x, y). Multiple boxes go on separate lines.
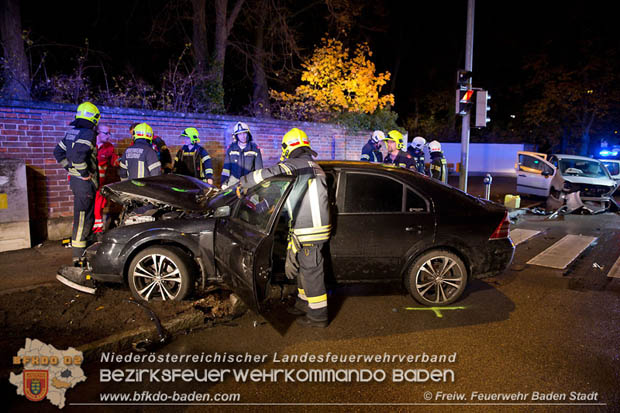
top-left (518, 154), bottom-right (551, 174)
top-left (559, 159), bottom-right (609, 179)
top-left (344, 173), bottom-right (403, 213)
top-left (602, 161), bottom-right (619, 176)
top-left (406, 189), bottom-right (427, 212)
top-left (234, 179), bottom-right (291, 233)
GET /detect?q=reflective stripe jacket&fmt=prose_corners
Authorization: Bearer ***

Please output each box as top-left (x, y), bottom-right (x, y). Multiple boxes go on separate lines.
top-left (119, 139), bottom-right (162, 180)
top-left (240, 152), bottom-right (331, 244)
top-left (221, 141), bottom-right (263, 186)
top-left (406, 146), bottom-right (426, 174)
top-left (360, 139), bottom-right (383, 163)
top-left (97, 141), bottom-right (119, 185)
top-left (383, 151), bottom-right (417, 171)
top-left (430, 152), bottom-right (448, 183)
top-left (53, 125), bottom-right (99, 188)
top-left (173, 144), bottom-right (213, 180)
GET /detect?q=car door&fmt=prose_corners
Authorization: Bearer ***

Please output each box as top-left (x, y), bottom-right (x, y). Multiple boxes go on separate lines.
top-left (214, 176), bottom-right (294, 311)
top-left (329, 170), bottom-right (434, 281)
top-left (515, 151), bottom-right (555, 196)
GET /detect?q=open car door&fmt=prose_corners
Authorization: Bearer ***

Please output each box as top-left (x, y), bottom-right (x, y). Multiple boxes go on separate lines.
top-left (515, 151), bottom-right (555, 196)
top-left (214, 176), bottom-right (295, 312)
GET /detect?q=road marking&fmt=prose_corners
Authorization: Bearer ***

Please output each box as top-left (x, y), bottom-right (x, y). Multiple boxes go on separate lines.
top-left (607, 255), bottom-right (620, 278)
top-left (510, 229), bottom-right (541, 246)
top-left (527, 234), bottom-right (597, 269)
top-left (405, 306), bottom-right (466, 318)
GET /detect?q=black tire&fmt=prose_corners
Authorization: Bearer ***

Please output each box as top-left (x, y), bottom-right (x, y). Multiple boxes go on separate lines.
top-left (128, 246), bottom-right (194, 301)
top-left (406, 249), bottom-right (468, 306)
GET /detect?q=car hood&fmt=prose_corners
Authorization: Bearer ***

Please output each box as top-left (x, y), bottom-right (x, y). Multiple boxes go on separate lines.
top-left (561, 175), bottom-right (616, 187)
top-left (101, 174), bottom-right (221, 212)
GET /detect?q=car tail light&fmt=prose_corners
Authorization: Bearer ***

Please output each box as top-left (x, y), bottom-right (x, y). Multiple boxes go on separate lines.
top-left (489, 211), bottom-right (510, 240)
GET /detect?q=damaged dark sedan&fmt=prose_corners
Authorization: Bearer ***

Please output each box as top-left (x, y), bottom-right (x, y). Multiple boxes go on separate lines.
top-left (83, 162), bottom-right (514, 308)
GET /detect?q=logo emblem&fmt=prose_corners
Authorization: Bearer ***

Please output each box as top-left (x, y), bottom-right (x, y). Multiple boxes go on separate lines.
top-left (23, 370), bottom-right (48, 402)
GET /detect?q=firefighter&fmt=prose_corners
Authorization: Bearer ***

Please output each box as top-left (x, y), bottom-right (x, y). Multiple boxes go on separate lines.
top-left (119, 123), bottom-right (162, 180)
top-left (360, 130), bottom-right (385, 162)
top-left (54, 101), bottom-right (100, 292)
top-left (128, 122), bottom-right (172, 173)
top-left (383, 130), bottom-right (417, 170)
top-left (221, 122), bottom-right (263, 189)
top-left (429, 140), bottom-right (448, 183)
top-left (407, 136), bottom-right (427, 174)
top-left (93, 124), bottom-right (119, 233)
top-left (238, 128), bottom-right (331, 328)
top-left (173, 128), bottom-right (214, 184)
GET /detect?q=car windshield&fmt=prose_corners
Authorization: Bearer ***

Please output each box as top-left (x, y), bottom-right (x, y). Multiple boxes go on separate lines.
top-left (558, 159), bottom-right (609, 178)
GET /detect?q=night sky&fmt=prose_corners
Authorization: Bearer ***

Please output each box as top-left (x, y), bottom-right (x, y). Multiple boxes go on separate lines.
top-left (15, 1), bottom-right (619, 143)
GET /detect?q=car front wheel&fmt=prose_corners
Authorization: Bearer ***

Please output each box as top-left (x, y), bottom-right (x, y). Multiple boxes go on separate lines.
top-left (128, 246), bottom-right (193, 301)
top-left (406, 250), bottom-right (467, 306)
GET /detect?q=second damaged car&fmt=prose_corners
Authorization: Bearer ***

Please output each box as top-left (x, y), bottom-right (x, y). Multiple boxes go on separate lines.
top-left (80, 162), bottom-right (514, 308)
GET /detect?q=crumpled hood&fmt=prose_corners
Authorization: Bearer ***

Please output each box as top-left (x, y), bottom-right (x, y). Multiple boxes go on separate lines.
top-left (101, 174), bottom-right (220, 212)
top-left (562, 175), bottom-right (617, 188)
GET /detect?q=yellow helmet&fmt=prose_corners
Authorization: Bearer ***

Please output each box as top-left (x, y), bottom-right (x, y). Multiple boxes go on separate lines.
top-left (281, 128), bottom-right (311, 161)
top-left (75, 102), bottom-right (100, 125)
top-left (386, 130), bottom-right (404, 150)
top-left (133, 123), bottom-right (154, 142)
top-left (181, 127), bottom-right (200, 143)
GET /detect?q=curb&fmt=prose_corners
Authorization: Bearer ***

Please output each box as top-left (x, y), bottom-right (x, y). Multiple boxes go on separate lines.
top-left (77, 309), bottom-right (205, 362)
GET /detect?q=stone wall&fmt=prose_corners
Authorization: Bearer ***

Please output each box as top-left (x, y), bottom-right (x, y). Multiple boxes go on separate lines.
top-left (0, 100), bottom-right (369, 240)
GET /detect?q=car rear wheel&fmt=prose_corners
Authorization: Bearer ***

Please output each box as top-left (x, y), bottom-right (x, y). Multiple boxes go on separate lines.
top-left (406, 250), bottom-right (467, 306)
top-left (128, 246), bottom-right (193, 301)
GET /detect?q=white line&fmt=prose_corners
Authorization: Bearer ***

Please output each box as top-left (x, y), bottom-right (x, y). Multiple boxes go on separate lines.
top-left (527, 234), bottom-right (597, 269)
top-left (71, 403), bottom-right (608, 406)
top-left (607, 254), bottom-right (620, 278)
top-left (510, 229), bottom-right (541, 246)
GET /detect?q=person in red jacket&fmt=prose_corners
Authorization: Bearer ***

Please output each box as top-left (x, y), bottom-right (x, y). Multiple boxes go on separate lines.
top-left (93, 124), bottom-right (119, 233)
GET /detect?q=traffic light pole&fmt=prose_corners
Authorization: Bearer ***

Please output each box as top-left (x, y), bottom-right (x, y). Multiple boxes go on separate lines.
top-left (459, 0), bottom-right (475, 192)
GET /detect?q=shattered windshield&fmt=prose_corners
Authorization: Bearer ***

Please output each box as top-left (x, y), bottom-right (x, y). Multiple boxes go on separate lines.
top-left (558, 159), bottom-right (610, 179)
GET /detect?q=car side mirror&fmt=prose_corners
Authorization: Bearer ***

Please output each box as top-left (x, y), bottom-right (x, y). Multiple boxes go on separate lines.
top-left (213, 205), bottom-right (230, 218)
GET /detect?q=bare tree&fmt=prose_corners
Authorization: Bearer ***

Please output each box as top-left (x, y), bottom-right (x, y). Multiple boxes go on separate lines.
top-left (213, 0), bottom-right (245, 86)
top-left (0, 0), bottom-right (30, 100)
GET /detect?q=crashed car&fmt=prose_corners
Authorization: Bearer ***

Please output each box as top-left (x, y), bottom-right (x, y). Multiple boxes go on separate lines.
top-left (516, 151), bottom-right (618, 212)
top-left (84, 162), bottom-right (514, 309)
top-left (600, 159), bottom-right (620, 189)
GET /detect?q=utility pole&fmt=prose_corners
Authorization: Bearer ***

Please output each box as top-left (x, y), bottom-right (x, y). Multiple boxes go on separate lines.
top-left (459, 0), bottom-right (475, 192)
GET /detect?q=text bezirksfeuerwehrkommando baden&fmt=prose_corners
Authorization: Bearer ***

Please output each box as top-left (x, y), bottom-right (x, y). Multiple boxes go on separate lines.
top-left (100, 351), bottom-right (457, 364)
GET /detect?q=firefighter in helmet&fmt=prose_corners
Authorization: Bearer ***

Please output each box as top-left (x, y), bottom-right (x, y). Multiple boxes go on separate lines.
top-left (119, 123), bottom-right (162, 180)
top-left (238, 128), bottom-right (331, 327)
top-left (360, 130), bottom-right (385, 163)
top-left (383, 130), bottom-right (417, 170)
top-left (428, 140), bottom-right (448, 183)
top-left (407, 136), bottom-right (427, 174)
top-left (173, 128), bottom-right (214, 184)
top-left (221, 121), bottom-right (263, 189)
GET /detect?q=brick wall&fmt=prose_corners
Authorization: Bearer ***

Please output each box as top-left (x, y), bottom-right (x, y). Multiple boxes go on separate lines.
top-left (0, 100), bottom-right (370, 228)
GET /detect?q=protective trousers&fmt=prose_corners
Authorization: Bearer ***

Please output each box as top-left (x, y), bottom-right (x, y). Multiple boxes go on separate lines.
top-left (70, 177), bottom-right (95, 260)
top-left (287, 239), bottom-right (328, 321)
top-left (93, 189), bottom-right (107, 233)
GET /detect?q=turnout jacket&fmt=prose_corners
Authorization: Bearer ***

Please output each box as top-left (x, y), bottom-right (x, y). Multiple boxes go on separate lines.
top-left (430, 151), bottom-right (448, 183)
top-left (173, 144), bottom-right (213, 180)
top-left (221, 141), bottom-right (263, 186)
top-left (383, 150), bottom-right (417, 171)
top-left (360, 139), bottom-right (383, 163)
top-left (152, 136), bottom-right (173, 173)
top-left (53, 121), bottom-right (99, 188)
top-left (119, 139), bottom-right (162, 180)
top-left (407, 146), bottom-right (426, 174)
top-left (239, 151), bottom-right (331, 244)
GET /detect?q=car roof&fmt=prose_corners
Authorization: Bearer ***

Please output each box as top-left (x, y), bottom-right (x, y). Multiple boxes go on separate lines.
top-left (551, 154), bottom-right (601, 162)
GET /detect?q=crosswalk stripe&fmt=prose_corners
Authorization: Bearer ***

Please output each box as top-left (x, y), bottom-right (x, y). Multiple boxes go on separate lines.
top-left (510, 229), bottom-right (541, 246)
top-left (607, 255), bottom-right (620, 278)
top-left (526, 234), bottom-right (597, 269)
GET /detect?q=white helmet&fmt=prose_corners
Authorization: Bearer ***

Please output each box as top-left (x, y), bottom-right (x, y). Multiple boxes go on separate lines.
top-left (428, 140), bottom-right (442, 152)
top-left (412, 136), bottom-right (426, 150)
top-left (233, 121), bottom-right (250, 135)
top-left (371, 130), bottom-right (385, 143)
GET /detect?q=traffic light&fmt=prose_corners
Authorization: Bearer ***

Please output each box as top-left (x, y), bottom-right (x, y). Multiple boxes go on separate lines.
top-left (474, 89), bottom-right (491, 127)
top-left (456, 89), bottom-right (474, 115)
